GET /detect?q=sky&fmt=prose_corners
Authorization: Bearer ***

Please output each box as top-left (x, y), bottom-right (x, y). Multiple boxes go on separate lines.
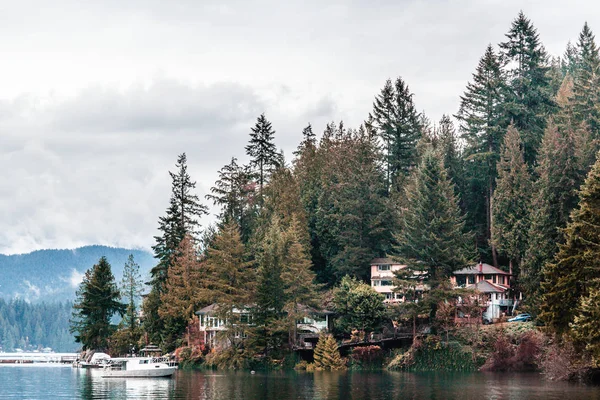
top-left (0, 0), bottom-right (598, 254)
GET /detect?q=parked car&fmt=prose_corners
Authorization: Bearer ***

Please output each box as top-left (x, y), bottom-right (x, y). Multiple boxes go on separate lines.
top-left (508, 313), bottom-right (532, 322)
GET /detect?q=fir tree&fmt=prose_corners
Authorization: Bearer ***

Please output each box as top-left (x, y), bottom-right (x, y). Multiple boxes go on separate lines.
top-left (333, 276), bottom-right (386, 334)
top-left (120, 254), bottom-right (143, 338)
top-left (491, 125), bottom-right (532, 278)
top-left (245, 113), bottom-right (279, 194)
top-left (455, 44), bottom-right (506, 263)
top-left (540, 153), bottom-right (600, 335)
top-left (312, 333), bottom-right (346, 371)
top-left (436, 115), bottom-right (463, 192)
top-left (573, 22), bottom-right (600, 142)
top-left (499, 11), bottom-right (555, 164)
top-left (393, 149), bottom-right (473, 288)
top-left (561, 41), bottom-right (580, 76)
top-left (570, 280), bottom-right (600, 366)
top-left (371, 77), bottom-right (421, 192)
top-left (159, 235), bottom-right (210, 349)
top-left (206, 157), bottom-right (256, 241)
top-left (206, 221), bottom-right (255, 309)
top-left (521, 120), bottom-right (578, 307)
top-left (70, 257), bottom-right (125, 351)
top-left (316, 127), bottom-right (393, 283)
top-left (146, 153), bottom-right (207, 345)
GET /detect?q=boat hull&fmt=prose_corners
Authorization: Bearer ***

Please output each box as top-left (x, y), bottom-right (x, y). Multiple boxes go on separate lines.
top-left (101, 366), bottom-right (177, 378)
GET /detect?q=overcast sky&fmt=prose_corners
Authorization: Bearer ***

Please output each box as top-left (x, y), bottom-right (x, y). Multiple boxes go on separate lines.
top-left (1, 0), bottom-right (598, 254)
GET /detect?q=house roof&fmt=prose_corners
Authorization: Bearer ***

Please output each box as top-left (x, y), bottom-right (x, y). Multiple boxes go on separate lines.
top-left (454, 263), bottom-right (510, 275)
top-left (195, 304), bottom-right (219, 315)
top-left (466, 280), bottom-right (507, 293)
top-left (195, 303), bottom-right (334, 315)
top-left (371, 257), bottom-right (403, 265)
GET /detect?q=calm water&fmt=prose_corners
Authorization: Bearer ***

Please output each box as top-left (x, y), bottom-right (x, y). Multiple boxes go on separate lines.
top-left (1, 365), bottom-right (600, 399)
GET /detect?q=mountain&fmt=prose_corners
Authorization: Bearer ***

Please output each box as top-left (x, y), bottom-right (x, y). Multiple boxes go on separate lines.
top-left (0, 246), bottom-right (156, 302)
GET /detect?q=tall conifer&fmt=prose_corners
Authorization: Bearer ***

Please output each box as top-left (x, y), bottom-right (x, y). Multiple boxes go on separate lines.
top-left (491, 125), bottom-right (532, 278)
top-left (245, 113), bottom-right (279, 194)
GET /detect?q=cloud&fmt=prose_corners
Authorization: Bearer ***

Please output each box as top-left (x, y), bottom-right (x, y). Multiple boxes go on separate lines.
top-left (68, 269), bottom-right (85, 289)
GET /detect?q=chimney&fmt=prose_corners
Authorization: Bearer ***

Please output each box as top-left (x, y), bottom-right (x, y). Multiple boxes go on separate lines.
top-left (478, 262), bottom-right (483, 273)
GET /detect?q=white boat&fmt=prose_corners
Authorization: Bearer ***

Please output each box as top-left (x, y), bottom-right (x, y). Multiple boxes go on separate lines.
top-left (100, 356), bottom-right (177, 378)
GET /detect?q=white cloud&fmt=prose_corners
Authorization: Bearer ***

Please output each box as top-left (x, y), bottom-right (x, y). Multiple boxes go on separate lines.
top-left (68, 269), bottom-right (85, 289)
top-left (0, 0), bottom-right (599, 254)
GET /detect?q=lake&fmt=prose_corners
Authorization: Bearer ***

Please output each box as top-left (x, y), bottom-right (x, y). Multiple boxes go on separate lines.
top-left (1, 364), bottom-right (600, 399)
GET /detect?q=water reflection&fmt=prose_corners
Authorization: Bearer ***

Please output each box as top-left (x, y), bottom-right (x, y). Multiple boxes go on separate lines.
top-left (3, 366), bottom-right (600, 399)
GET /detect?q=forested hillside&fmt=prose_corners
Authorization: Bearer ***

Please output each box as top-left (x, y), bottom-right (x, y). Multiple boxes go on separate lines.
top-left (0, 245), bottom-right (154, 302)
top-left (0, 299), bottom-right (76, 352)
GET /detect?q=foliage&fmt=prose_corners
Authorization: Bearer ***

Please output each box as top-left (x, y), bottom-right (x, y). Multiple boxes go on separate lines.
top-left (333, 276), bottom-right (386, 334)
top-left (159, 235), bottom-right (210, 350)
top-left (491, 125), bottom-right (532, 275)
top-left (540, 153), bottom-right (600, 335)
top-left (120, 254), bottom-right (143, 338)
top-left (349, 345), bottom-right (386, 370)
top-left (570, 281), bottom-right (600, 366)
top-left (388, 336), bottom-right (476, 372)
top-left (246, 113), bottom-right (280, 193)
top-left (393, 148), bottom-right (472, 288)
top-left (499, 11), bottom-right (555, 164)
top-left (370, 76), bottom-right (422, 192)
top-left (310, 333), bottom-right (346, 371)
top-left (70, 257), bottom-right (125, 351)
top-left (0, 299), bottom-right (76, 352)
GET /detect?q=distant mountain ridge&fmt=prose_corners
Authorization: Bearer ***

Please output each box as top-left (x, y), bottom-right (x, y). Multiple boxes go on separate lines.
top-left (0, 245), bottom-right (155, 302)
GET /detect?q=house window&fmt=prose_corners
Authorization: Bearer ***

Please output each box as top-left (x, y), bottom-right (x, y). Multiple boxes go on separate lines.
top-left (385, 293), bottom-right (393, 300)
top-left (468, 275), bottom-right (475, 284)
top-left (456, 276), bottom-right (466, 286)
top-left (493, 275), bottom-right (497, 283)
top-left (372, 280), bottom-right (380, 286)
top-left (378, 265), bottom-right (391, 271)
top-left (381, 280), bottom-right (393, 286)
top-left (484, 274), bottom-right (493, 281)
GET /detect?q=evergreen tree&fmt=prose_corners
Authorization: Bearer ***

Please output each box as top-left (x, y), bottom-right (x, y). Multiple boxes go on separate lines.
top-left (491, 125), bottom-right (532, 278)
top-left (570, 280), bottom-right (600, 366)
top-left (316, 127), bottom-right (393, 283)
top-left (436, 115), bottom-right (463, 192)
top-left (121, 254), bottom-right (143, 337)
top-left (561, 41), bottom-right (580, 76)
top-left (573, 23), bottom-right (600, 142)
top-left (499, 11), bottom-right (555, 164)
top-left (245, 113), bottom-right (279, 194)
top-left (206, 157), bottom-right (256, 241)
top-left (541, 153), bottom-right (600, 335)
top-left (371, 77), bottom-right (421, 192)
top-left (146, 153), bottom-right (207, 344)
top-left (206, 221), bottom-right (255, 308)
top-left (70, 257), bottom-right (124, 351)
top-left (333, 276), bottom-right (386, 334)
top-left (393, 149), bottom-right (473, 288)
top-left (456, 44), bottom-right (506, 263)
top-left (312, 333), bottom-right (346, 371)
top-left (521, 119), bottom-right (579, 307)
top-left (159, 235), bottom-right (210, 350)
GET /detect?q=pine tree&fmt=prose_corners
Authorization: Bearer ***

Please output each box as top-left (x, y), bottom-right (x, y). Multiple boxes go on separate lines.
top-left (312, 333), bottom-right (346, 371)
top-left (151, 153), bottom-right (208, 286)
top-left (245, 113), bottom-right (279, 194)
top-left (570, 280), bottom-right (600, 366)
top-left (206, 157), bottom-right (256, 241)
top-left (393, 149), bottom-right (473, 287)
top-left (561, 41), bottom-right (580, 76)
top-left (159, 235), bottom-right (211, 349)
top-left (491, 125), bottom-right (532, 278)
top-left (206, 221), bottom-right (254, 308)
top-left (540, 154), bottom-right (600, 335)
top-left (70, 257), bottom-right (124, 351)
top-left (316, 127), bottom-right (393, 283)
top-left (371, 77), bottom-right (421, 192)
top-left (521, 120), bottom-right (578, 307)
top-left (294, 123), bottom-right (317, 157)
top-left (499, 11), bottom-right (555, 164)
top-left (121, 254), bottom-right (143, 337)
top-left (573, 22), bottom-right (600, 142)
top-left (455, 44), bottom-right (506, 262)
top-left (436, 115), bottom-right (463, 192)
top-left (146, 153), bottom-right (207, 345)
